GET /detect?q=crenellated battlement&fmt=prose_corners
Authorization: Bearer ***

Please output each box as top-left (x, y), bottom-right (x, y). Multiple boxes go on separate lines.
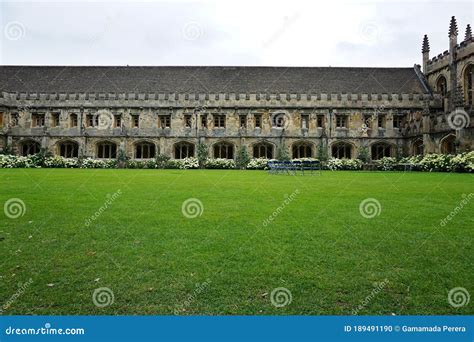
top-left (0, 91), bottom-right (439, 110)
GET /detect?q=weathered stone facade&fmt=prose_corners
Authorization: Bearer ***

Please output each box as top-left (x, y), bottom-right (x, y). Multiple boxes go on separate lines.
top-left (0, 16), bottom-right (472, 161)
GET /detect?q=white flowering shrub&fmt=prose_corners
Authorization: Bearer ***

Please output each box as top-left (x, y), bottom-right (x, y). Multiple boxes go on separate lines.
top-left (375, 157), bottom-right (397, 171)
top-left (43, 156), bottom-right (79, 168)
top-left (418, 154), bottom-right (453, 172)
top-left (449, 151), bottom-right (474, 172)
top-left (0, 152), bottom-right (471, 172)
top-left (205, 158), bottom-right (236, 169)
top-left (291, 158), bottom-right (319, 162)
top-left (246, 158), bottom-right (270, 170)
top-left (80, 158), bottom-right (116, 169)
top-left (166, 157), bottom-right (199, 169)
top-left (0, 155), bottom-right (36, 168)
top-left (326, 158), bottom-right (363, 170)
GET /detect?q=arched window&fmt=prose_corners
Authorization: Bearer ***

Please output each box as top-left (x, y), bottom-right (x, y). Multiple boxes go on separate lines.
top-left (213, 142), bottom-right (234, 159)
top-left (331, 142), bottom-right (352, 159)
top-left (174, 142), bottom-right (195, 159)
top-left (97, 142), bottom-right (117, 159)
top-left (441, 135), bottom-right (456, 154)
top-left (59, 141), bottom-right (79, 158)
top-left (464, 64), bottom-right (473, 107)
top-left (413, 139), bottom-right (424, 155)
top-left (292, 142), bottom-right (313, 158)
top-left (437, 76), bottom-right (448, 111)
top-left (135, 142), bottom-right (156, 159)
top-left (253, 142), bottom-right (273, 159)
top-left (437, 76), bottom-right (447, 96)
top-left (20, 140), bottom-right (40, 156)
top-left (371, 143), bottom-right (392, 160)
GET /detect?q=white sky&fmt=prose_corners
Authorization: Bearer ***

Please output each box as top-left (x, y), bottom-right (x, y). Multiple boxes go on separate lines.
top-left (0, 0), bottom-right (473, 67)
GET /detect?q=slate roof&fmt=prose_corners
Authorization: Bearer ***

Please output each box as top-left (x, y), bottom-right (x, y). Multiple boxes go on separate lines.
top-left (0, 65), bottom-right (429, 94)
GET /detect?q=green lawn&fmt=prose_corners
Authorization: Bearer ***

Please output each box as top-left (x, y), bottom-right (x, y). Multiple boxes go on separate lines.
top-left (0, 169), bottom-right (472, 315)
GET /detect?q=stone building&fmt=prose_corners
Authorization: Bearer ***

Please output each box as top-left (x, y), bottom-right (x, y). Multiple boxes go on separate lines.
top-left (0, 16), bottom-right (472, 161)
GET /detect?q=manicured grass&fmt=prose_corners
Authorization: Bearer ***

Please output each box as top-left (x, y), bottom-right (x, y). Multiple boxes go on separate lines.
top-left (0, 169), bottom-right (473, 315)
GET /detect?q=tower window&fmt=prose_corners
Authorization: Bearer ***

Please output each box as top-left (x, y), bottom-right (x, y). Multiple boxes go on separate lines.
top-left (464, 64), bottom-right (473, 107)
top-left (160, 115), bottom-right (171, 128)
top-left (254, 114), bottom-right (262, 128)
top-left (317, 115), bottom-right (324, 128)
top-left (301, 115), bottom-right (309, 129)
top-left (32, 113), bottom-right (45, 127)
top-left (239, 115), bottom-right (247, 128)
top-left (336, 115), bottom-right (347, 128)
top-left (214, 115), bottom-right (226, 128)
top-left (51, 113), bottom-right (60, 127)
top-left (131, 115), bottom-right (139, 128)
top-left (184, 114), bottom-right (192, 128)
top-left (114, 114), bottom-right (122, 128)
top-left (70, 114), bottom-right (78, 127)
top-left (393, 116), bottom-right (403, 129)
top-left (377, 115), bottom-right (386, 129)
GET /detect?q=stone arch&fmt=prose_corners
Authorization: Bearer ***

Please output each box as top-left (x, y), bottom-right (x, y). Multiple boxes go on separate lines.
top-left (436, 74), bottom-right (448, 111)
top-left (412, 138), bottom-right (424, 156)
top-left (174, 141), bottom-right (195, 159)
top-left (463, 63), bottom-right (473, 107)
top-left (436, 74), bottom-right (448, 96)
top-left (19, 139), bottom-right (41, 156)
top-left (291, 140), bottom-right (315, 158)
top-left (96, 140), bottom-right (118, 159)
top-left (440, 133), bottom-right (456, 154)
top-left (56, 139), bottom-right (79, 158)
top-left (370, 141), bottom-right (395, 160)
top-left (134, 140), bottom-right (157, 159)
top-left (252, 140), bottom-right (275, 159)
top-left (212, 140), bottom-right (235, 159)
top-left (330, 141), bottom-right (354, 159)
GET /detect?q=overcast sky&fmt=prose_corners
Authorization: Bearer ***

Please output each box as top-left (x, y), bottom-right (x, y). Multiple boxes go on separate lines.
top-left (0, 0), bottom-right (472, 67)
